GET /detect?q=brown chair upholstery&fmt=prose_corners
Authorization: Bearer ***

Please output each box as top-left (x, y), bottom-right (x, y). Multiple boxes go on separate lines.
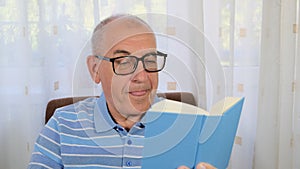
top-left (45, 92), bottom-right (196, 124)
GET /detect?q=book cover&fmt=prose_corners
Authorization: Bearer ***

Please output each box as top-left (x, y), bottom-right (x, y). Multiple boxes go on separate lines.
top-left (141, 97), bottom-right (244, 169)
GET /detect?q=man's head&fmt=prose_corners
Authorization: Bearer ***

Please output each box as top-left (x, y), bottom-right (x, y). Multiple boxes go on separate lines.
top-left (87, 14), bottom-right (164, 122)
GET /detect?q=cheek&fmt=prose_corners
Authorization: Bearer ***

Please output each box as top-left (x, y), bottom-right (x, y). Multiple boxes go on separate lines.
top-left (149, 73), bottom-right (158, 88)
top-left (101, 75), bottom-right (112, 95)
top-left (111, 76), bottom-right (130, 94)
top-left (99, 66), bottom-right (114, 95)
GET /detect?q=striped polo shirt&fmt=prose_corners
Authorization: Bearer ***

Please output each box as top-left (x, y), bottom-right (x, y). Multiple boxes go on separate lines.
top-left (28, 94), bottom-right (148, 169)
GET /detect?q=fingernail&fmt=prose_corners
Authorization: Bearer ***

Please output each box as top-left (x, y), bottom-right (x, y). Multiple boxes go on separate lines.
top-left (199, 164), bottom-right (206, 169)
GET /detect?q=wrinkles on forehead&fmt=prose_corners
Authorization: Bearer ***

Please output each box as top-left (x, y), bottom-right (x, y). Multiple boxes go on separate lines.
top-left (92, 16), bottom-right (155, 56)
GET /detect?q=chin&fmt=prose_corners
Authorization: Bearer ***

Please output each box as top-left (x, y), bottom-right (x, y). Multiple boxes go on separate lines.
top-left (132, 102), bottom-right (151, 113)
top-left (126, 89), bottom-right (156, 112)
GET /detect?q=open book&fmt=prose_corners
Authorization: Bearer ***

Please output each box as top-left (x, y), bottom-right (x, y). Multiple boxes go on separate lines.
top-left (141, 97), bottom-right (244, 169)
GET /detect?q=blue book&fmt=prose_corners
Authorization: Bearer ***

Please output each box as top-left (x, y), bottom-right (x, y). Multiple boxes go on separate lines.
top-left (142, 97), bottom-right (244, 169)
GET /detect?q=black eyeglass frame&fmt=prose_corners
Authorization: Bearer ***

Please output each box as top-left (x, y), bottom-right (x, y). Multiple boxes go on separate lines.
top-left (95, 51), bottom-right (167, 75)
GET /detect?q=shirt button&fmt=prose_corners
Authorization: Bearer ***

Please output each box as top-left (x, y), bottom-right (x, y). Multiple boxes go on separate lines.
top-left (127, 139), bottom-right (132, 145)
top-left (126, 161), bottom-right (132, 166)
top-left (115, 127), bottom-right (123, 132)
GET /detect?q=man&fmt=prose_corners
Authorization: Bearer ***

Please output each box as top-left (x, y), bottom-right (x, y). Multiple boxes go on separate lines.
top-left (28, 14), bottom-right (215, 169)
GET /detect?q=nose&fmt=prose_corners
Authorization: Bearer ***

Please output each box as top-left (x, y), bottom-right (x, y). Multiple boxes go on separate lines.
top-left (131, 61), bottom-right (148, 82)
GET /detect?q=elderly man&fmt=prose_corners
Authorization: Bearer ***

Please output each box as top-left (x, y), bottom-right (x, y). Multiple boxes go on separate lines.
top-left (28, 14), bottom-right (215, 169)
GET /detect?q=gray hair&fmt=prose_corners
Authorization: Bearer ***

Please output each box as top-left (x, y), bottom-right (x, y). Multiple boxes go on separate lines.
top-left (91, 14), bottom-right (153, 55)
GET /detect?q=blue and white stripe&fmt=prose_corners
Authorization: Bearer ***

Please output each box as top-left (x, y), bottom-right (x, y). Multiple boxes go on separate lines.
top-left (28, 94), bottom-right (145, 169)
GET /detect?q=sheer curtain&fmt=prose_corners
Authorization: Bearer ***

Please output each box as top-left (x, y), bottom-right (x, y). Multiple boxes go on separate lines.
top-left (1, 0), bottom-right (276, 169)
top-left (254, 0), bottom-right (300, 168)
top-left (203, 0), bottom-right (262, 168)
top-left (0, 1), bottom-right (97, 168)
top-left (0, 0), bottom-right (167, 168)
top-left (204, 0), bottom-right (300, 168)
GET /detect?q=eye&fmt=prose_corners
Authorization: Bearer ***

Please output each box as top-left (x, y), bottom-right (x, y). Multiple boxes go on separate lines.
top-left (144, 55), bottom-right (157, 64)
top-left (114, 56), bottom-right (136, 71)
top-left (115, 57), bottom-right (131, 65)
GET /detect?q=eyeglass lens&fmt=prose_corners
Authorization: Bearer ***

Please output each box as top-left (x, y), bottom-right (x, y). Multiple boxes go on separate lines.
top-left (113, 53), bottom-right (166, 75)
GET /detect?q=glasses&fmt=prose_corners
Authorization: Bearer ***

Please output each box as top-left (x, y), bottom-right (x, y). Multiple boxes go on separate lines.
top-left (95, 51), bottom-right (167, 75)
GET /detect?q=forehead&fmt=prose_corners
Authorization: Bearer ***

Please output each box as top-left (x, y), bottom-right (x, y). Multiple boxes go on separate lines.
top-left (95, 17), bottom-right (156, 55)
top-left (111, 33), bottom-right (156, 54)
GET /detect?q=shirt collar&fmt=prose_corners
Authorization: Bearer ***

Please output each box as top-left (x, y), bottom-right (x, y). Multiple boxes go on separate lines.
top-left (94, 93), bottom-right (117, 132)
top-left (94, 93), bottom-right (164, 133)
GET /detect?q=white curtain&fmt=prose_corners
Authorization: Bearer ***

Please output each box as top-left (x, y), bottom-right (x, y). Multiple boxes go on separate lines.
top-left (0, 0), bottom-right (167, 168)
top-left (203, 0), bottom-right (262, 168)
top-left (0, 1), bottom-right (97, 168)
top-left (2, 0), bottom-right (285, 169)
top-left (254, 0), bottom-right (300, 168)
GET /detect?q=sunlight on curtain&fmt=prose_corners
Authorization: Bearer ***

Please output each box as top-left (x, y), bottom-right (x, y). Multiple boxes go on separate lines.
top-left (255, 0), bottom-right (300, 168)
top-left (228, 1), bottom-right (262, 169)
top-left (204, 0), bottom-right (262, 168)
top-left (294, 2), bottom-right (300, 167)
top-left (0, 0), bottom-right (166, 168)
top-left (294, 5), bottom-right (300, 166)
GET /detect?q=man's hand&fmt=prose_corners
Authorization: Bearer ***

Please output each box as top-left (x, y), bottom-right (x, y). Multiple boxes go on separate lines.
top-left (177, 162), bottom-right (217, 169)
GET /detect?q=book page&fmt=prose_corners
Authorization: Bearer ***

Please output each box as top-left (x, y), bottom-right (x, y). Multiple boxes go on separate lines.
top-left (150, 99), bottom-right (209, 115)
top-left (209, 97), bottom-right (241, 115)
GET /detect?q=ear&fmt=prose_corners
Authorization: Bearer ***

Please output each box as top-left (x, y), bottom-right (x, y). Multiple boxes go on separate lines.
top-left (86, 55), bottom-right (101, 84)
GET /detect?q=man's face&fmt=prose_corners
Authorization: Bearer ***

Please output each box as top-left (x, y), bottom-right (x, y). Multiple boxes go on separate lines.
top-left (98, 31), bottom-right (158, 120)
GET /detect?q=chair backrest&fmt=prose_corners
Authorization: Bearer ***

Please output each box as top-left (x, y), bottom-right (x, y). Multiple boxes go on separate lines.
top-left (45, 92), bottom-right (196, 124)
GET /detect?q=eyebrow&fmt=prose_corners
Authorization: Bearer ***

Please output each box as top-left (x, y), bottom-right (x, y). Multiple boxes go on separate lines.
top-left (113, 50), bottom-right (131, 55)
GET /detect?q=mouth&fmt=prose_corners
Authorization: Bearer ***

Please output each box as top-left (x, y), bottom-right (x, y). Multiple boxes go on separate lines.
top-left (129, 89), bottom-right (150, 97)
